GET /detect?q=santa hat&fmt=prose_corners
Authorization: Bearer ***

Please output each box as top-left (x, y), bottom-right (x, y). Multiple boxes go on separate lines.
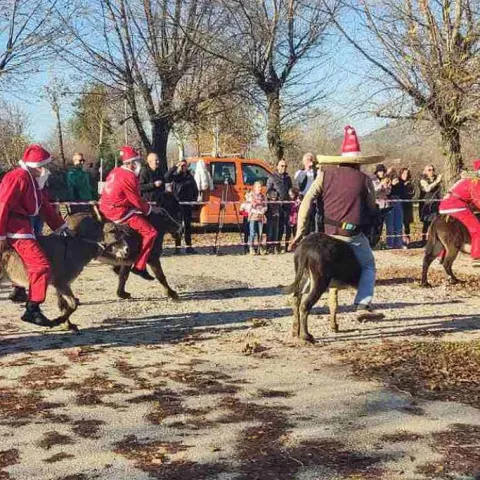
top-left (316, 124), bottom-right (385, 166)
top-left (21, 144), bottom-right (52, 168)
top-left (341, 125), bottom-right (361, 157)
top-left (119, 145), bottom-right (141, 163)
top-left (473, 159), bottom-right (480, 171)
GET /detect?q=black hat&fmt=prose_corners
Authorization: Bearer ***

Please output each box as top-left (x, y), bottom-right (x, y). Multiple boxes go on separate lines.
top-left (374, 164), bottom-right (386, 174)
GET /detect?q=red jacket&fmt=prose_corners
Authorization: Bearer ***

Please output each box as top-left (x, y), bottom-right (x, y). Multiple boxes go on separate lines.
top-left (0, 167), bottom-right (66, 240)
top-left (440, 178), bottom-right (480, 214)
top-left (99, 167), bottom-right (152, 223)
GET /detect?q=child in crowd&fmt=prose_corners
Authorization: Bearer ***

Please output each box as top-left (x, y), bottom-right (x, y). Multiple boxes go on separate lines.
top-left (266, 188), bottom-right (281, 254)
top-left (245, 181), bottom-right (267, 255)
top-left (288, 187), bottom-right (301, 237)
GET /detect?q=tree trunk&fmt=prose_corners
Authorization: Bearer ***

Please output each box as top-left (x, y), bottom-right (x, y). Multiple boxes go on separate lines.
top-left (440, 126), bottom-right (463, 188)
top-left (266, 89), bottom-right (284, 162)
top-left (54, 105), bottom-right (66, 168)
top-left (151, 118), bottom-right (171, 174)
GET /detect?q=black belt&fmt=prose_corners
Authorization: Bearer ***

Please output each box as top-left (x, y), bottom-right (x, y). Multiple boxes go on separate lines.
top-left (324, 217), bottom-right (361, 234)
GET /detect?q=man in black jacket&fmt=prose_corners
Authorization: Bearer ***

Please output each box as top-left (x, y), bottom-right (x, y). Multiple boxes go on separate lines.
top-left (139, 153), bottom-right (164, 203)
top-left (266, 159), bottom-right (293, 252)
top-left (165, 159), bottom-right (199, 254)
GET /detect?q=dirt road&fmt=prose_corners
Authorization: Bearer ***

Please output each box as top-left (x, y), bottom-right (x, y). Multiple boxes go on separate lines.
top-left (1, 248), bottom-right (479, 480)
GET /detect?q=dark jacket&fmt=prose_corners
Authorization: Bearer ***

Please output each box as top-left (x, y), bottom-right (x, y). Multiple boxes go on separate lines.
top-left (399, 179), bottom-right (415, 225)
top-left (138, 165), bottom-right (164, 202)
top-left (67, 166), bottom-right (94, 201)
top-left (266, 172), bottom-right (293, 200)
top-left (164, 166), bottom-right (199, 203)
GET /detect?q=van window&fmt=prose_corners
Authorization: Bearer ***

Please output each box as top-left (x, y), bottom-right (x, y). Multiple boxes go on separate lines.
top-left (212, 162), bottom-right (236, 185)
top-left (242, 164), bottom-right (270, 186)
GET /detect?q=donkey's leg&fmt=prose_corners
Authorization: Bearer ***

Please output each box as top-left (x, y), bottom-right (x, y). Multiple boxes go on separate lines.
top-left (53, 285), bottom-right (80, 332)
top-left (443, 248), bottom-right (461, 284)
top-left (148, 257), bottom-right (179, 300)
top-left (116, 266), bottom-right (132, 299)
top-left (328, 287), bottom-right (339, 333)
top-left (421, 240), bottom-right (444, 287)
top-left (299, 272), bottom-right (329, 343)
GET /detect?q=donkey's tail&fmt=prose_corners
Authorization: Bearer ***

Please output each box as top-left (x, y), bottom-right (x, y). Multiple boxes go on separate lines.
top-left (283, 254), bottom-right (307, 295)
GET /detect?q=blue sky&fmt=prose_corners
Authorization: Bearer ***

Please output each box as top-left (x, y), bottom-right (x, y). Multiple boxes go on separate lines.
top-left (5, 8), bottom-right (388, 145)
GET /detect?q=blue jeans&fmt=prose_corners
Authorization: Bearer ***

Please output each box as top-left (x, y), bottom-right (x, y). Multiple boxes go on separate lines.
top-left (385, 201), bottom-right (403, 248)
top-left (31, 216), bottom-right (44, 236)
top-left (332, 233), bottom-right (376, 306)
top-left (249, 220), bottom-right (263, 247)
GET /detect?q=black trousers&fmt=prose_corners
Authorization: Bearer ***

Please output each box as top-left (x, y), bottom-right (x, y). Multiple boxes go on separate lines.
top-left (175, 205), bottom-right (193, 247)
top-left (267, 209), bottom-right (291, 249)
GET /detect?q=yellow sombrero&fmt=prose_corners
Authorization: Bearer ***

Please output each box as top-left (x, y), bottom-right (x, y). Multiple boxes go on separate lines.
top-left (316, 126), bottom-right (385, 165)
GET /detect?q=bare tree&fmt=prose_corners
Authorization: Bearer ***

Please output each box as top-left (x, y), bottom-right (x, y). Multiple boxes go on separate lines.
top-left (44, 79), bottom-right (67, 168)
top-left (0, 101), bottom-right (29, 168)
top-left (195, 0), bottom-right (340, 162)
top-left (55, 0), bottom-right (241, 173)
top-left (335, 0), bottom-right (480, 186)
top-left (0, 0), bottom-right (61, 82)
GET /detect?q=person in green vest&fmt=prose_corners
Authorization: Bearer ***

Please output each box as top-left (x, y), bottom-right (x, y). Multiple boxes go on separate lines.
top-left (67, 152), bottom-right (95, 213)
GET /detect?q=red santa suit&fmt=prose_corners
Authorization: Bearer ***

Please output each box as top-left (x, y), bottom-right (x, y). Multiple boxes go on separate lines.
top-left (0, 146), bottom-right (67, 303)
top-left (99, 146), bottom-right (157, 271)
top-left (439, 160), bottom-right (480, 259)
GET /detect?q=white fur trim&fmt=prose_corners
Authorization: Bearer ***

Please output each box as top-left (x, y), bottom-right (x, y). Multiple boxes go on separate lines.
top-left (341, 151), bottom-right (361, 157)
top-left (20, 157), bottom-right (52, 168)
top-left (439, 208), bottom-right (468, 214)
top-left (113, 208), bottom-right (141, 224)
top-left (146, 204), bottom-right (152, 216)
top-left (7, 233), bottom-right (35, 239)
top-left (54, 223), bottom-right (68, 234)
top-left (122, 156), bottom-right (141, 164)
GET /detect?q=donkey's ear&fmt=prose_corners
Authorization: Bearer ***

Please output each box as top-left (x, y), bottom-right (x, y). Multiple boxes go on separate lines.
top-left (92, 204), bottom-right (103, 223)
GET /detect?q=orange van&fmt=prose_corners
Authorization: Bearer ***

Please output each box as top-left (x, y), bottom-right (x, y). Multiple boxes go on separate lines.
top-left (187, 156), bottom-right (274, 225)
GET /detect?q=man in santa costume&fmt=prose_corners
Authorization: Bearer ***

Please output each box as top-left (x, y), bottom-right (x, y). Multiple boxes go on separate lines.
top-left (439, 160), bottom-right (480, 266)
top-left (99, 146), bottom-right (157, 280)
top-left (0, 144), bottom-right (72, 326)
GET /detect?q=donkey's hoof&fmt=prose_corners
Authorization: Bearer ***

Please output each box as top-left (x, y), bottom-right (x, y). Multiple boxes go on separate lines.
top-left (168, 290), bottom-right (180, 302)
top-left (66, 321), bottom-right (80, 333)
top-left (420, 282), bottom-right (432, 288)
top-left (117, 291), bottom-right (132, 300)
top-left (299, 333), bottom-right (315, 344)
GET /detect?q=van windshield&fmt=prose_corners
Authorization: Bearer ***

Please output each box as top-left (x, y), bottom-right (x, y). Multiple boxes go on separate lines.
top-left (212, 162), bottom-right (236, 185)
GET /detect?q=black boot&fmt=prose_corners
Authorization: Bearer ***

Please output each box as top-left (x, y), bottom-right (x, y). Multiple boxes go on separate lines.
top-left (131, 267), bottom-right (155, 281)
top-left (8, 286), bottom-right (28, 304)
top-left (21, 302), bottom-right (54, 327)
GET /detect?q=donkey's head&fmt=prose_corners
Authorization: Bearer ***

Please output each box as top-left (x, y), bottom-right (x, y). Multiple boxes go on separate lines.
top-left (152, 192), bottom-right (184, 236)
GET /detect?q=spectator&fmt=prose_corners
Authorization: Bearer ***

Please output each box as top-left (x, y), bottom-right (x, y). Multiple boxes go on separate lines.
top-left (266, 159), bottom-right (293, 252)
top-left (246, 181), bottom-right (267, 255)
top-left (371, 164), bottom-right (391, 242)
top-left (385, 168), bottom-right (404, 249)
top-left (165, 159), bottom-right (199, 254)
top-left (295, 152), bottom-right (319, 233)
top-left (399, 167), bottom-right (415, 247)
top-left (239, 196), bottom-right (251, 254)
top-left (139, 152), bottom-right (164, 203)
top-left (288, 187), bottom-right (301, 237)
top-left (266, 188), bottom-right (281, 254)
top-left (419, 164), bottom-right (443, 245)
top-left (67, 152), bottom-right (95, 213)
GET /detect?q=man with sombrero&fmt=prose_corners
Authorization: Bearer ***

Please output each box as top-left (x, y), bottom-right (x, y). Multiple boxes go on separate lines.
top-left (290, 126), bottom-right (385, 321)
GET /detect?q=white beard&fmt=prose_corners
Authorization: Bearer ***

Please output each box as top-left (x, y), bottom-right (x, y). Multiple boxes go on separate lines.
top-left (36, 169), bottom-right (51, 190)
top-left (134, 162), bottom-right (141, 177)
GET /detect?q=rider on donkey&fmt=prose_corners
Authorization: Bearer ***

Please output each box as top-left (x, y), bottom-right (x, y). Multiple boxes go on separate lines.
top-left (290, 126), bottom-right (385, 322)
top-left (439, 160), bottom-right (480, 267)
top-left (99, 146), bottom-right (158, 280)
top-left (0, 145), bottom-right (74, 326)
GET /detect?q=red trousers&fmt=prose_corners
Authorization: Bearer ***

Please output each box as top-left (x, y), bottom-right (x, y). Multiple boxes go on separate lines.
top-left (124, 215), bottom-right (157, 270)
top-left (9, 239), bottom-right (50, 303)
top-left (449, 210), bottom-right (480, 258)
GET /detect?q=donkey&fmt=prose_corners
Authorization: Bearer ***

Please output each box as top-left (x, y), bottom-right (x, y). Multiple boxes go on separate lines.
top-left (0, 214), bottom-right (130, 331)
top-left (285, 233), bottom-right (362, 343)
top-left (421, 215), bottom-right (471, 287)
top-left (68, 192), bottom-right (183, 301)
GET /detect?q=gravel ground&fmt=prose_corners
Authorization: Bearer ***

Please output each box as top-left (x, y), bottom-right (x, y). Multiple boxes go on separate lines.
top-left (1, 247), bottom-right (480, 480)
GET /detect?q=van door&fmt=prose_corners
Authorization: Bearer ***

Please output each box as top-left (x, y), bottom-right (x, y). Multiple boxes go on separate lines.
top-left (208, 161), bottom-right (240, 224)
